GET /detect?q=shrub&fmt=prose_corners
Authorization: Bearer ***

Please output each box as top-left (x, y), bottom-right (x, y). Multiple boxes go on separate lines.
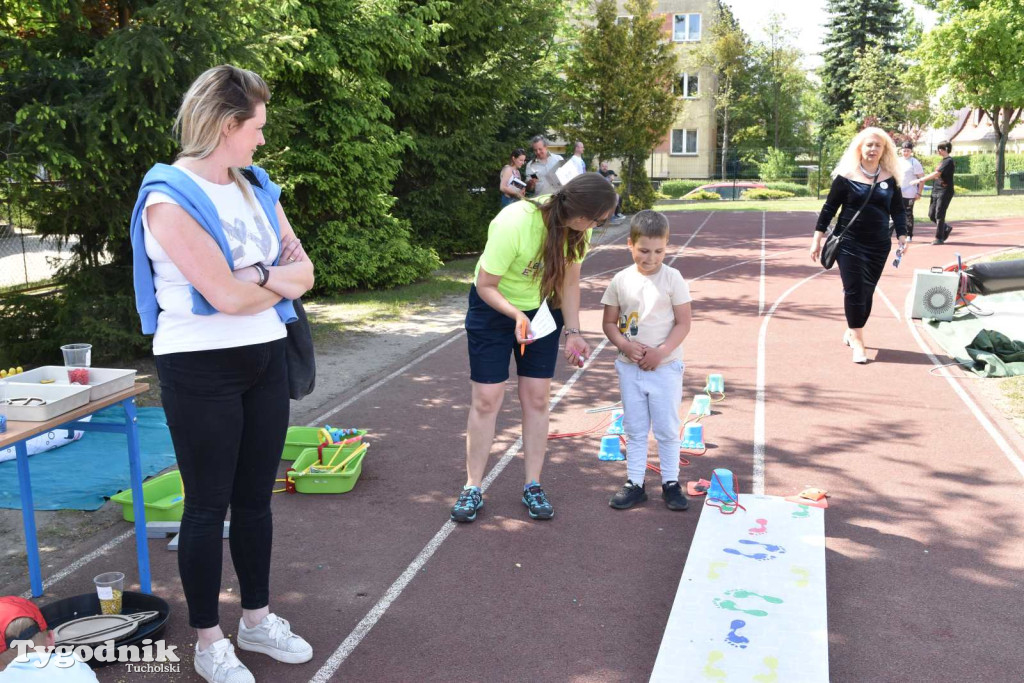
top-left (763, 181), bottom-right (811, 197)
top-left (685, 190), bottom-right (722, 201)
top-left (756, 148), bottom-right (796, 182)
top-left (621, 165), bottom-right (659, 213)
top-left (659, 179), bottom-right (708, 198)
top-left (742, 189), bottom-right (795, 200)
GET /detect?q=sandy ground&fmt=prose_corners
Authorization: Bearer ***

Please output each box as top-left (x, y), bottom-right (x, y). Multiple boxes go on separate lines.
top-left (0, 220), bottom-right (630, 593)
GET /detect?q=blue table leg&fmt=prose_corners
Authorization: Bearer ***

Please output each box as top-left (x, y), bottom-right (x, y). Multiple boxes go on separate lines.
top-left (122, 398), bottom-right (152, 594)
top-left (15, 440), bottom-right (43, 597)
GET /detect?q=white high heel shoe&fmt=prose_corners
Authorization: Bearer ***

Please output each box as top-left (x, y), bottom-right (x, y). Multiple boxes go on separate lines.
top-left (852, 347), bottom-right (868, 364)
top-left (843, 330), bottom-right (852, 347)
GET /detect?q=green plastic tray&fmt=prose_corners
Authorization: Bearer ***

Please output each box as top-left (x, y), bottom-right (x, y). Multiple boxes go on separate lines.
top-left (281, 426), bottom-right (367, 461)
top-left (288, 443), bottom-right (368, 494)
top-left (110, 470), bottom-right (185, 523)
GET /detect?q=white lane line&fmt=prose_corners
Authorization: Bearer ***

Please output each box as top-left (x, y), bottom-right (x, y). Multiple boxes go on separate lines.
top-left (19, 530), bottom-right (135, 599)
top-left (902, 290), bottom-right (1024, 480)
top-left (754, 269), bottom-right (829, 495)
top-left (691, 248), bottom-right (802, 283)
top-left (759, 211), bottom-right (766, 316)
top-left (876, 286), bottom-right (902, 322)
top-left (667, 212), bottom-right (713, 267)
top-left (309, 340), bottom-right (611, 682)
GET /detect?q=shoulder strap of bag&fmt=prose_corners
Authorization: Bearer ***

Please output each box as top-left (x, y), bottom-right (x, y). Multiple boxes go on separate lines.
top-left (240, 167), bottom-right (262, 189)
top-left (834, 175), bottom-right (878, 240)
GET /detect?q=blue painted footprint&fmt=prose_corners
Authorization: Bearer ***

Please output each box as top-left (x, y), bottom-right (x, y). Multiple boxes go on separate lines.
top-left (738, 539), bottom-right (787, 553)
top-left (725, 619), bottom-right (749, 648)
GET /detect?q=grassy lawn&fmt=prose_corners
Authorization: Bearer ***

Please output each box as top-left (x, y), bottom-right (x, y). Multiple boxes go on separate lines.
top-left (306, 257), bottom-right (476, 340)
top-left (655, 193), bottom-right (1024, 222)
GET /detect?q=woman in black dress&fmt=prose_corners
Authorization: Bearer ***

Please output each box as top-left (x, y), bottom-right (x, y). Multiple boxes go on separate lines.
top-left (810, 127), bottom-right (908, 363)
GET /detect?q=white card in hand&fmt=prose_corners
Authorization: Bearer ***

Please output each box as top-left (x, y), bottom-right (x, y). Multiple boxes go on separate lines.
top-left (555, 161), bottom-right (580, 187)
top-left (529, 300), bottom-right (558, 340)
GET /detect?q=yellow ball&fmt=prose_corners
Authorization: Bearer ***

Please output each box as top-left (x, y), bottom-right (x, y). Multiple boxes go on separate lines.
top-left (0, 370), bottom-right (6, 379)
top-left (7, 368), bottom-right (14, 377)
top-left (16, 367), bottom-right (23, 374)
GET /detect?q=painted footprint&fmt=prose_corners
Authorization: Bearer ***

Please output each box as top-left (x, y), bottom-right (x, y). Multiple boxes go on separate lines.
top-left (703, 650), bottom-right (727, 681)
top-left (753, 656), bottom-right (779, 683)
top-left (708, 561), bottom-right (728, 580)
top-left (738, 539), bottom-right (787, 554)
top-left (722, 548), bottom-right (775, 561)
top-left (724, 588), bottom-right (784, 605)
top-left (712, 598), bottom-right (768, 617)
top-left (791, 566), bottom-right (810, 588)
top-left (725, 619), bottom-right (749, 649)
top-left (792, 505), bottom-right (811, 519)
top-left (748, 518), bottom-right (768, 535)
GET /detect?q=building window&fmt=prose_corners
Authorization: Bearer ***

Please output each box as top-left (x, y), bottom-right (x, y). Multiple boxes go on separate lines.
top-left (671, 129), bottom-right (698, 155)
top-left (673, 13), bottom-right (701, 42)
top-left (676, 73), bottom-right (699, 98)
top-left (616, 15), bottom-right (632, 25)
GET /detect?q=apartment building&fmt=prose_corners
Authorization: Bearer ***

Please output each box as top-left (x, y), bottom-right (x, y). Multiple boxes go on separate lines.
top-left (617, 0), bottom-right (719, 180)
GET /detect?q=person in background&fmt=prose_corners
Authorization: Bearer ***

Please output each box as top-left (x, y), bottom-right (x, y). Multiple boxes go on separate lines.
top-left (598, 161), bottom-right (624, 219)
top-left (569, 141), bottom-right (586, 175)
top-left (130, 65), bottom-right (315, 683)
top-left (499, 148), bottom-right (527, 208)
top-left (921, 140), bottom-right (955, 244)
top-left (897, 141), bottom-right (924, 240)
top-left (809, 127), bottom-right (907, 364)
top-left (450, 174), bottom-right (618, 523)
top-left (524, 135), bottom-right (564, 197)
top-left (0, 596), bottom-right (98, 680)
top-left (601, 210), bottom-right (692, 511)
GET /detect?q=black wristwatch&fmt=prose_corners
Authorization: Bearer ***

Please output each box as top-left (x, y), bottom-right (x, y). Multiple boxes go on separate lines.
top-left (253, 262), bottom-right (270, 287)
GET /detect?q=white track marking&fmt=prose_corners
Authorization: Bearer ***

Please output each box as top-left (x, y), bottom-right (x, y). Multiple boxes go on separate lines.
top-left (876, 286), bottom-right (902, 322)
top-left (759, 211), bottom-right (767, 316)
top-left (754, 270), bottom-right (829, 494)
top-left (308, 341), bottom-right (610, 682)
top-left (19, 530), bottom-right (136, 599)
top-left (667, 213), bottom-right (714, 267)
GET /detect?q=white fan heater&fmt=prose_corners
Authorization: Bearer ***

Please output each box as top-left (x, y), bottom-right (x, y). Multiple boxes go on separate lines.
top-left (909, 268), bottom-right (959, 321)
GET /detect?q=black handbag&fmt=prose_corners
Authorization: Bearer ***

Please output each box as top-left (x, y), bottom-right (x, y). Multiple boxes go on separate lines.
top-left (820, 176), bottom-right (878, 270)
top-left (240, 167), bottom-right (316, 400)
top-left (286, 297), bottom-right (316, 400)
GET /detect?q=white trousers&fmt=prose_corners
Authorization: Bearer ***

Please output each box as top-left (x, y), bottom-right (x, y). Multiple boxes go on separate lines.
top-left (615, 358), bottom-right (683, 484)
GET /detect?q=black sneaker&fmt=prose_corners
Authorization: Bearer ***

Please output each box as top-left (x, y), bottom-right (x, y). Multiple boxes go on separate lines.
top-left (943, 224), bottom-right (953, 240)
top-left (522, 482), bottom-right (554, 520)
top-left (931, 239), bottom-right (945, 245)
top-left (450, 486), bottom-right (483, 523)
top-left (609, 480), bottom-right (647, 509)
top-left (662, 481), bottom-right (689, 511)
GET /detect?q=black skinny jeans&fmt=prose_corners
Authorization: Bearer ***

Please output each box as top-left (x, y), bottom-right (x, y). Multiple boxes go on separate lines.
top-left (155, 339), bottom-right (289, 629)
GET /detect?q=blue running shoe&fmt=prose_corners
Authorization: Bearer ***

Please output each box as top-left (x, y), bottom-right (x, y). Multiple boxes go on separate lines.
top-left (450, 486), bottom-right (483, 523)
top-left (522, 482), bottom-right (554, 520)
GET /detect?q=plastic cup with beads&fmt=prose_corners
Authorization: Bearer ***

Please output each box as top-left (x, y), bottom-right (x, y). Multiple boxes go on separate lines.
top-left (61, 343), bottom-right (92, 385)
top-left (93, 572), bottom-right (124, 614)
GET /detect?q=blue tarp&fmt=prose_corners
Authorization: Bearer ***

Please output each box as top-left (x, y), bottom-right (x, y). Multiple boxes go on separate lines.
top-left (0, 406), bottom-right (177, 511)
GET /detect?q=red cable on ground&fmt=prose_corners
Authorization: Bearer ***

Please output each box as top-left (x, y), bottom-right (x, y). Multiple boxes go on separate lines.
top-left (704, 470), bottom-right (746, 515)
top-left (548, 413), bottom-right (612, 440)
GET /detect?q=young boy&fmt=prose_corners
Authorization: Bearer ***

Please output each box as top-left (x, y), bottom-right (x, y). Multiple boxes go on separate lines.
top-left (0, 596), bottom-right (98, 680)
top-left (601, 210), bottom-right (692, 510)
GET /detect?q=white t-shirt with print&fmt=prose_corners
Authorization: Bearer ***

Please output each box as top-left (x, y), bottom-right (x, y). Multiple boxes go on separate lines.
top-left (899, 157), bottom-right (925, 199)
top-left (142, 167), bottom-right (286, 355)
top-left (601, 264), bottom-right (692, 366)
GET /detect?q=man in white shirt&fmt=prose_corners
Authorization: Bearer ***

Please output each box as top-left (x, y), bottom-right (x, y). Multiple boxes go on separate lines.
top-left (524, 136), bottom-right (564, 197)
top-left (897, 141), bottom-right (925, 240)
top-left (569, 141), bottom-right (586, 174)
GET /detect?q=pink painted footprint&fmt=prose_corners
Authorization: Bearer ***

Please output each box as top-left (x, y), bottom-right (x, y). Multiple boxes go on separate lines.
top-left (748, 518), bottom-right (768, 535)
top-left (725, 619), bottom-right (749, 649)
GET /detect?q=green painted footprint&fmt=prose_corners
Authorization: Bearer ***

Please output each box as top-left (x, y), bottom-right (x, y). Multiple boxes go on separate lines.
top-left (724, 588), bottom-right (784, 604)
top-left (753, 656), bottom-right (779, 683)
top-left (792, 505), bottom-right (810, 519)
top-left (703, 650), bottom-right (727, 680)
top-left (712, 598), bottom-right (768, 617)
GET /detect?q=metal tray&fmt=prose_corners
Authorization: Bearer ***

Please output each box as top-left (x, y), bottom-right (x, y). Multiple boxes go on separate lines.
top-left (3, 383), bottom-right (91, 421)
top-left (40, 592), bottom-right (170, 668)
top-left (10, 366), bottom-right (136, 401)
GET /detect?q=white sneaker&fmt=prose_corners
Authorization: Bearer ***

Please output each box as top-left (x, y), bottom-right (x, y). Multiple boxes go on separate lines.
top-left (194, 639), bottom-right (255, 683)
top-left (237, 613), bottom-right (313, 664)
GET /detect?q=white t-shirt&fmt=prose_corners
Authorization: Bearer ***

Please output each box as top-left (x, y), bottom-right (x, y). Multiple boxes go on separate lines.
top-left (570, 154), bottom-right (586, 174)
top-left (601, 264), bottom-right (692, 366)
top-left (525, 153), bottom-right (564, 197)
top-left (141, 167), bottom-right (287, 355)
top-left (0, 651), bottom-right (98, 681)
top-left (899, 157), bottom-right (925, 199)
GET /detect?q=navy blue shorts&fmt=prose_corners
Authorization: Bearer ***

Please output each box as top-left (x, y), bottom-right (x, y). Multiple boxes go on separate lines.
top-left (465, 285), bottom-right (564, 383)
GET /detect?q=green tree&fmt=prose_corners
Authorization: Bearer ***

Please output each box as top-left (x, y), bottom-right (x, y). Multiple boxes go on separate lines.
top-left (820, 0), bottom-right (913, 128)
top-left (385, 0), bottom-right (567, 257)
top-left (918, 0), bottom-right (1024, 193)
top-left (691, 3), bottom-right (752, 179)
top-left (561, 0), bottom-right (679, 211)
top-left (743, 13), bottom-right (810, 151)
top-left (262, 0), bottom-right (441, 290)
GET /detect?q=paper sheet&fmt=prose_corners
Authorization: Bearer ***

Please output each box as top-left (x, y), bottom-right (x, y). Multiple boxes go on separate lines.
top-left (555, 161), bottom-right (580, 187)
top-left (529, 300), bottom-right (558, 340)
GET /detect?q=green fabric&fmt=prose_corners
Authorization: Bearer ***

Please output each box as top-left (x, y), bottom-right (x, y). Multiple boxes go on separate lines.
top-left (923, 291), bottom-right (1024, 377)
top-left (965, 329), bottom-right (1024, 377)
top-left (474, 197), bottom-right (590, 311)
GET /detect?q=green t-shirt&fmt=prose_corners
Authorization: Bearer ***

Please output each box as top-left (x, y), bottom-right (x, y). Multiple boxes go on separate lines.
top-left (474, 198), bottom-right (591, 311)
